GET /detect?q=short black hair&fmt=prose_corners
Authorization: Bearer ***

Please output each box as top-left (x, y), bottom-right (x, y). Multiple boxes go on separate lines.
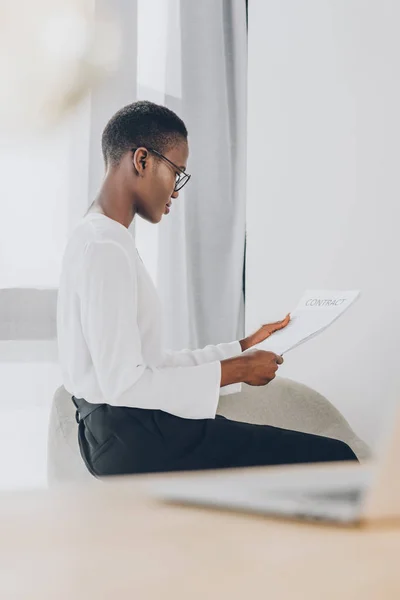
top-left (101, 100), bottom-right (188, 166)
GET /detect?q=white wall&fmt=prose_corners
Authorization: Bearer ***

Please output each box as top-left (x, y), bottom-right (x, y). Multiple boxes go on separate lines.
top-left (246, 0), bottom-right (400, 448)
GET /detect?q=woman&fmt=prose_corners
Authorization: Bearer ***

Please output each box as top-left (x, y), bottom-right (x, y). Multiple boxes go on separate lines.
top-left (57, 100), bottom-right (357, 477)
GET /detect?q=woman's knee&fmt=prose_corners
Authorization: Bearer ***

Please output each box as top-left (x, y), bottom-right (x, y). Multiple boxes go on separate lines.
top-left (320, 436), bottom-right (358, 462)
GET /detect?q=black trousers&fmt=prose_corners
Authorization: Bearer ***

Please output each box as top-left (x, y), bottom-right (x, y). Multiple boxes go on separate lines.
top-left (72, 397), bottom-right (358, 478)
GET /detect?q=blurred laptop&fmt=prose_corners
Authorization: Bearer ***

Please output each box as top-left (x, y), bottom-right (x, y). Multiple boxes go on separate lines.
top-left (147, 404), bottom-right (400, 525)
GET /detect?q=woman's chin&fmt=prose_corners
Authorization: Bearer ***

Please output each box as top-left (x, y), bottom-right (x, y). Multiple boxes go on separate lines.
top-left (136, 203), bottom-right (169, 223)
top-left (138, 211), bottom-right (162, 225)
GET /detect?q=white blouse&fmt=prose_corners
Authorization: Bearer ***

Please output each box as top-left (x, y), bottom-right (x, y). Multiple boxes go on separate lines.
top-left (57, 213), bottom-right (242, 420)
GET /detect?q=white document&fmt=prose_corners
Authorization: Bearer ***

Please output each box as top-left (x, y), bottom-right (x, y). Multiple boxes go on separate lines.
top-left (256, 290), bottom-right (360, 356)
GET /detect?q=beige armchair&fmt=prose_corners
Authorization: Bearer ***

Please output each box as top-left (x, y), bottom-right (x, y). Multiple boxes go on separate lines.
top-left (47, 378), bottom-right (370, 485)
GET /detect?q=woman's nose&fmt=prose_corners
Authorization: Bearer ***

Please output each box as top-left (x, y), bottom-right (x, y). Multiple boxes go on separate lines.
top-left (171, 190), bottom-right (179, 199)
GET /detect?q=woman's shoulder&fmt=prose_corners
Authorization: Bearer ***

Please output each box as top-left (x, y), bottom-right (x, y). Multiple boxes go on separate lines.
top-left (71, 213), bottom-right (135, 251)
top-left (61, 214), bottom-right (136, 278)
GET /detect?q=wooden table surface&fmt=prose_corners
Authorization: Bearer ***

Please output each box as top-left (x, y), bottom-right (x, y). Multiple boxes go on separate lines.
top-left (0, 463), bottom-right (399, 599)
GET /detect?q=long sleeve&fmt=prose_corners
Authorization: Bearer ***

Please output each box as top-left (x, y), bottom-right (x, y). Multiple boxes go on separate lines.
top-left (161, 341), bottom-right (242, 367)
top-left (79, 240), bottom-right (222, 419)
top-left (161, 343), bottom-right (243, 396)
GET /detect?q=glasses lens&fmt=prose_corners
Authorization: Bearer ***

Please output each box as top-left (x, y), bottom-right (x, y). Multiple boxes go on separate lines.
top-left (175, 173), bottom-right (190, 192)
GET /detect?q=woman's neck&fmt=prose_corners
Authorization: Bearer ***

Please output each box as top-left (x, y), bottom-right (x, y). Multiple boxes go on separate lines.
top-left (88, 172), bottom-right (136, 229)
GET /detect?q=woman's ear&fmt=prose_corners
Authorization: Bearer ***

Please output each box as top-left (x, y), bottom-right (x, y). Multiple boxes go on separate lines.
top-left (133, 148), bottom-right (148, 174)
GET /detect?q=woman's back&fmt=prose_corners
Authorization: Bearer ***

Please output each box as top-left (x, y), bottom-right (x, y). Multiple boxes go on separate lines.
top-left (57, 212), bottom-right (164, 405)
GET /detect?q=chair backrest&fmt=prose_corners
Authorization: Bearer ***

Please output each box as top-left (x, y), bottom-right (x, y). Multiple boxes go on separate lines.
top-left (47, 386), bottom-right (93, 485)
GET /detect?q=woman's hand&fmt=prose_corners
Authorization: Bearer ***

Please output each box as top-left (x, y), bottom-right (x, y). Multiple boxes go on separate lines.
top-left (220, 350), bottom-right (283, 387)
top-left (239, 314), bottom-right (291, 352)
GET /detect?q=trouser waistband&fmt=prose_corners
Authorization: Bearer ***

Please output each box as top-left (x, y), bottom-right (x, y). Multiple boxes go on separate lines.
top-left (72, 396), bottom-right (104, 423)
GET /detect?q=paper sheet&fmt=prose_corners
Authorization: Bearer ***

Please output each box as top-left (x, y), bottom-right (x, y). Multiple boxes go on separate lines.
top-left (256, 290), bottom-right (360, 356)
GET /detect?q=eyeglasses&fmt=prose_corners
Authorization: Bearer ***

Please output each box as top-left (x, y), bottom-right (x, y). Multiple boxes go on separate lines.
top-left (131, 147), bottom-right (191, 192)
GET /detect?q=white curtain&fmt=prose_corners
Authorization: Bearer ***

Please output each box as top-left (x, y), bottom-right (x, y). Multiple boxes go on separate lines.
top-left (0, 0), bottom-right (247, 349)
top-left (0, 0), bottom-right (247, 488)
top-left (136, 0), bottom-right (247, 350)
top-left (0, 0), bottom-right (137, 339)
top-left (0, 0), bottom-right (138, 490)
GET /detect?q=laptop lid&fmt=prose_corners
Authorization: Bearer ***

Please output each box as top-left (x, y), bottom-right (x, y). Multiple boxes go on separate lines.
top-left (361, 402), bottom-right (400, 522)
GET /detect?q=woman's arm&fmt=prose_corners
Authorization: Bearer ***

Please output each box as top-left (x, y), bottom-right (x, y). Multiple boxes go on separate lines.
top-left (160, 317), bottom-right (290, 369)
